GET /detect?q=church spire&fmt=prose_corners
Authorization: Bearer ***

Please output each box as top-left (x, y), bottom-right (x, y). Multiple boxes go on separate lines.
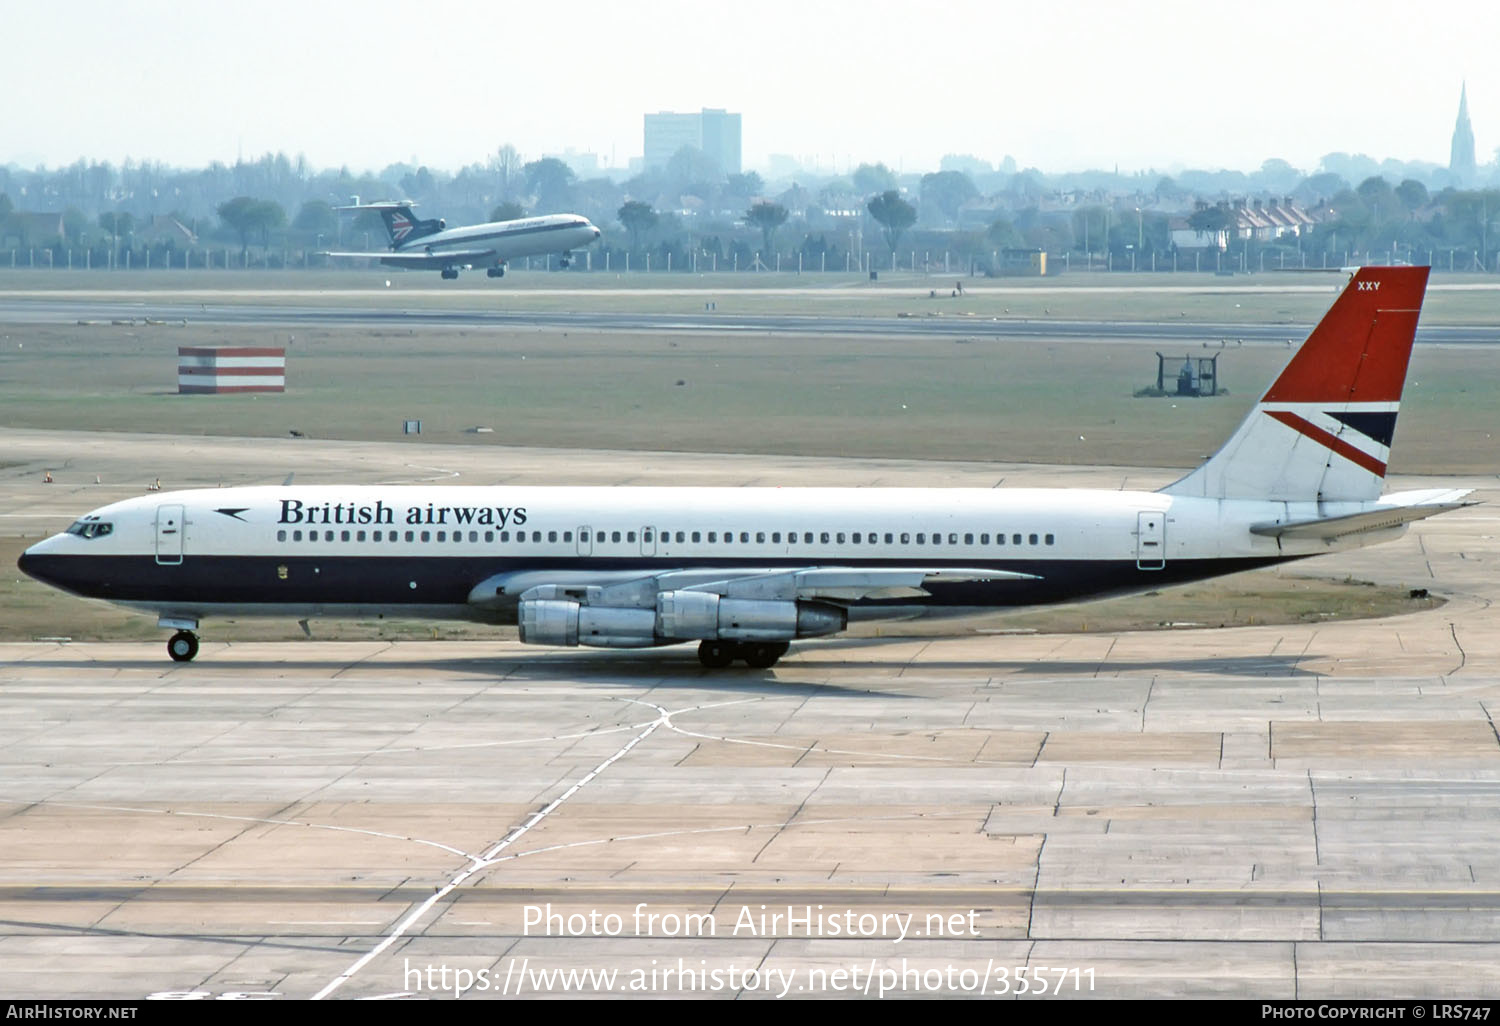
top-left (1451, 81), bottom-right (1476, 185)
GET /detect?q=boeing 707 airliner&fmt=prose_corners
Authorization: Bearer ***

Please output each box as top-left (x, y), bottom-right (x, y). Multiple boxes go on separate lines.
top-left (18, 267), bottom-right (1471, 667)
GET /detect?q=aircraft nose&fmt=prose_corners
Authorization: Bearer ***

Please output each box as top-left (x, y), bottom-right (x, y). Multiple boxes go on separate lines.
top-left (17, 543), bottom-right (42, 581)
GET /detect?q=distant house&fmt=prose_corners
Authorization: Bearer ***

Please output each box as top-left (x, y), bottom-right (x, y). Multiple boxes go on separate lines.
top-left (136, 215), bottom-right (198, 248)
top-left (1171, 198), bottom-right (1320, 251)
top-left (2, 212), bottom-right (64, 248)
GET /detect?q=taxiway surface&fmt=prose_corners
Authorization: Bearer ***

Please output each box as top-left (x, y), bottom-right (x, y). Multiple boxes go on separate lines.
top-left (2, 432), bottom-right (1498, 999)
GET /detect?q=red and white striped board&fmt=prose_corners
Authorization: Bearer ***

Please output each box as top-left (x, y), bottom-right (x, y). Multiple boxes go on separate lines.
top-left (178, 346), bottom-right (285, 394)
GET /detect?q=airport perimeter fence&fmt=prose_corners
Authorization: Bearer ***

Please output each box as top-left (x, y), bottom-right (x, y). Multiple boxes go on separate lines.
top-left (3, 245), bottom-right (1497, 275)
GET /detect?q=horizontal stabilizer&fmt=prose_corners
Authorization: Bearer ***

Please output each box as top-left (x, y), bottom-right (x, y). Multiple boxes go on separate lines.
top-left (1251, 489), bottom-right (1475, 540)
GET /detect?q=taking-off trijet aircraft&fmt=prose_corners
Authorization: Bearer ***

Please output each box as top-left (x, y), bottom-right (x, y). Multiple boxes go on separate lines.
top-left (18, 267), bottom-right (1471, 668)
top-left (326, 197), bottom-right (600, 279)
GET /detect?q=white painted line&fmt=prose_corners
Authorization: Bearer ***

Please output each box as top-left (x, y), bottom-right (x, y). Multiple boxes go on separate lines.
top-left (311, 698), bottom-right (669, 1000)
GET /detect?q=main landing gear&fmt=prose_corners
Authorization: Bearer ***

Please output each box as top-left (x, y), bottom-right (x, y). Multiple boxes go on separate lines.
top-left (440, 267), bottom-right (459, 280)
top-left (167, 630), bottom-right (199, 663)
top-left (559, 250), bottom-right (572, 268)
top-left (697, 640), bottom-right (789, 669)
top-left (486, 265), bottom-right (506, 278)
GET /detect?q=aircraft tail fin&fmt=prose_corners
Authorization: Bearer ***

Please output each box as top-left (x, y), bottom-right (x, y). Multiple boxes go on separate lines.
top-left (1160, 266), bottom-right (1429, 502)
top-left (376, 205), bottom-right (444, 249)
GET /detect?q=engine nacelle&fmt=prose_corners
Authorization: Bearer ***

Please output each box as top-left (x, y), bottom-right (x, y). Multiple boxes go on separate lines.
top-left (517, 598), bottom-right (659, 648)
top-left (656, 591), bottom-right (845, 642)
top-left (519, 595), bottom-right (847, 649)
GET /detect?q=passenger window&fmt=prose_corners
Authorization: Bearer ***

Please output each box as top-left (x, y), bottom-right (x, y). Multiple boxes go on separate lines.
top-left (455, 533), bottom-right (464, 544)
top-left (803, 532), bottom-right (813, 544)
top-left (1029, 534), bottom-right (1038, 545)
top-left (836, 532), bottom-right (845, 544)
top-left (884, 533), bottom-right (893, 544)
top-left (277, 530), bottom-right (287, 542)
top-left (675, 531), bottom-right (685, 543)
top-left (373, 530), bottom-right (382, 542)
top-left (964, 533), bottom-right (973, 545)
top-left (948, 533), bottom-right (957, 544)
top-left (612, 531), bottom-right (622, 543)
top-left (723, 532), bottom-right (732, 544)
top-left (580, 530), bottom-right (589, 542)
top-left (324, 530), bottom-right (334, 541)
top-left (437, 531), bottom-right (446, 542)
top-left (405, 530), bottom-right (415, 542)
top-left (500, 531), bottom-right (510, 542)
top-left (901, 533), bottom-right (910, 544)
top-left (292, 530), bottom-right (302, 541)
top-left (772, 532), bottom-right (781, 543)
top-left (980, 533), bottom-right (989, 544)
top-left (421, 531), bottom-right (431, 542)
top-left (820, 532), bottom-right (830, 544)
top-left (643, 529), bottom-right (653, 543)
top-left (564, 531), bottom-right (573, 542)
top-left (1045, 534), bottom-right (1055, 545)
top-left (627, 531), bottom-right (636, 543)
top-left (485, 532), bottom-right (494, 543)
top-left (708, 532), bottom-right (717, 542)
top-left (756, 532), bottom-right (765, 543)
top-left (739, 532), bottom-right (748, 543)
top-left (358, 531), bottom-right (367, 542)
top-left (917, 533), bottom-right (926, 544)
top-left (341, 531), bottom-right (351, 542)
top-left (548, 531), bottom-right (558, 543)
top-left (307, 532), bottom-right (316, 543)
top-left (787, 532), bottom-right (796, 544)
top-left (692, 531), bottom-right (701, 543)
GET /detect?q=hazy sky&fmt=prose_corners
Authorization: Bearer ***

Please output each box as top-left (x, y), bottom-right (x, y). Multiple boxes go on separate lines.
top-left (6, 0), bottom-right (1495, 176)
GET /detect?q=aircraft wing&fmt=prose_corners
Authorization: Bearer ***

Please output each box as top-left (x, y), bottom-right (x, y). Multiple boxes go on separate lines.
top-left (468, 566), bottom-right (1037, 612)
top-left (322, 248), bottom-right (496, 268)
top-left (1250, 488), bottom-right (1476, 540)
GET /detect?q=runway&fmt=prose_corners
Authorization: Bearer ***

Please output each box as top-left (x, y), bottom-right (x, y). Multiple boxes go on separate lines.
top-left (2, 431), bottom-right (1499, 998)
top-left (0, 294), bottom-right (1495, 344)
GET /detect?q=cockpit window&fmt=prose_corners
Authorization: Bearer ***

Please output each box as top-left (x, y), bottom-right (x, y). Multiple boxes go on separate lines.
top-left (65, 520), bottom-right (113, 539)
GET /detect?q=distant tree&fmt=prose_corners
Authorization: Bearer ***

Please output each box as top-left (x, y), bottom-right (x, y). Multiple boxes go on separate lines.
top-left (920, 170), bottom-right (978, 224)
top-left (665, 146), bottom-right (723, 188)
top-left (292, 200), bottom-right (337, 236)
top-left (399, 166), bottom-right (438, 201)
top-left (725, 171), bottom-right (764, 199)
top-left (489, 201), bottom-right (525, 222)
top-left (217, 196), bottom-right (283, 259)
top-left (853, 162), bottom-right (897, 197)
top-left (523, 157), bottom-right (576, 212)
top-left (746, 201), bottom-right (788, 257)
top-left (987, 217), bottom-right (1023, 249)
top-left (866, 190), bottom-right (917, 255)
top-left (1395, 179), bottom-right (1430, 217)
top-left (0, 193), bottom-right (12, 222)
top-left (251, 199), bottom-right (286, 249)
top-left (491, 144), bottom-right (522, 198)
top-left (98, 211), bottom-right (134, 237)
top-left (1187, 204), bottom-right (1233, 234)
top-left (617, 200), bottom-right (657, 252)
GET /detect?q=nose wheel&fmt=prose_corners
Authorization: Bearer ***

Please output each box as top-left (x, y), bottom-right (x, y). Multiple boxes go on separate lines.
top-left (167, 630), bottom-right (199, 663)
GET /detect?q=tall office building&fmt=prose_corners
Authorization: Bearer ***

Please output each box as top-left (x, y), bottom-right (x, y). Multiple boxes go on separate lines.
top-left (644, 108), bottom-right (742, 175)
top-left (1450, 83), bottom-right (1476, 185)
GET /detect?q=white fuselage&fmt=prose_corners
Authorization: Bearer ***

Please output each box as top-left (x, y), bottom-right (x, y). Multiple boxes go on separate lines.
top-left (19, 484), bottom-right (1400, 626)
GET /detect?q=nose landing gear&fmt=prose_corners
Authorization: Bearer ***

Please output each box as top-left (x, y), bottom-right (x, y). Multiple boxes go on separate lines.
top-left (167, 630), bottom-right (199, 663)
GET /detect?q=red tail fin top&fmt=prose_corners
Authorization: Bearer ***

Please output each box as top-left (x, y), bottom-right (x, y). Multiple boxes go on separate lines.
top-left (1261, 266), bottom-right (1429, 404)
